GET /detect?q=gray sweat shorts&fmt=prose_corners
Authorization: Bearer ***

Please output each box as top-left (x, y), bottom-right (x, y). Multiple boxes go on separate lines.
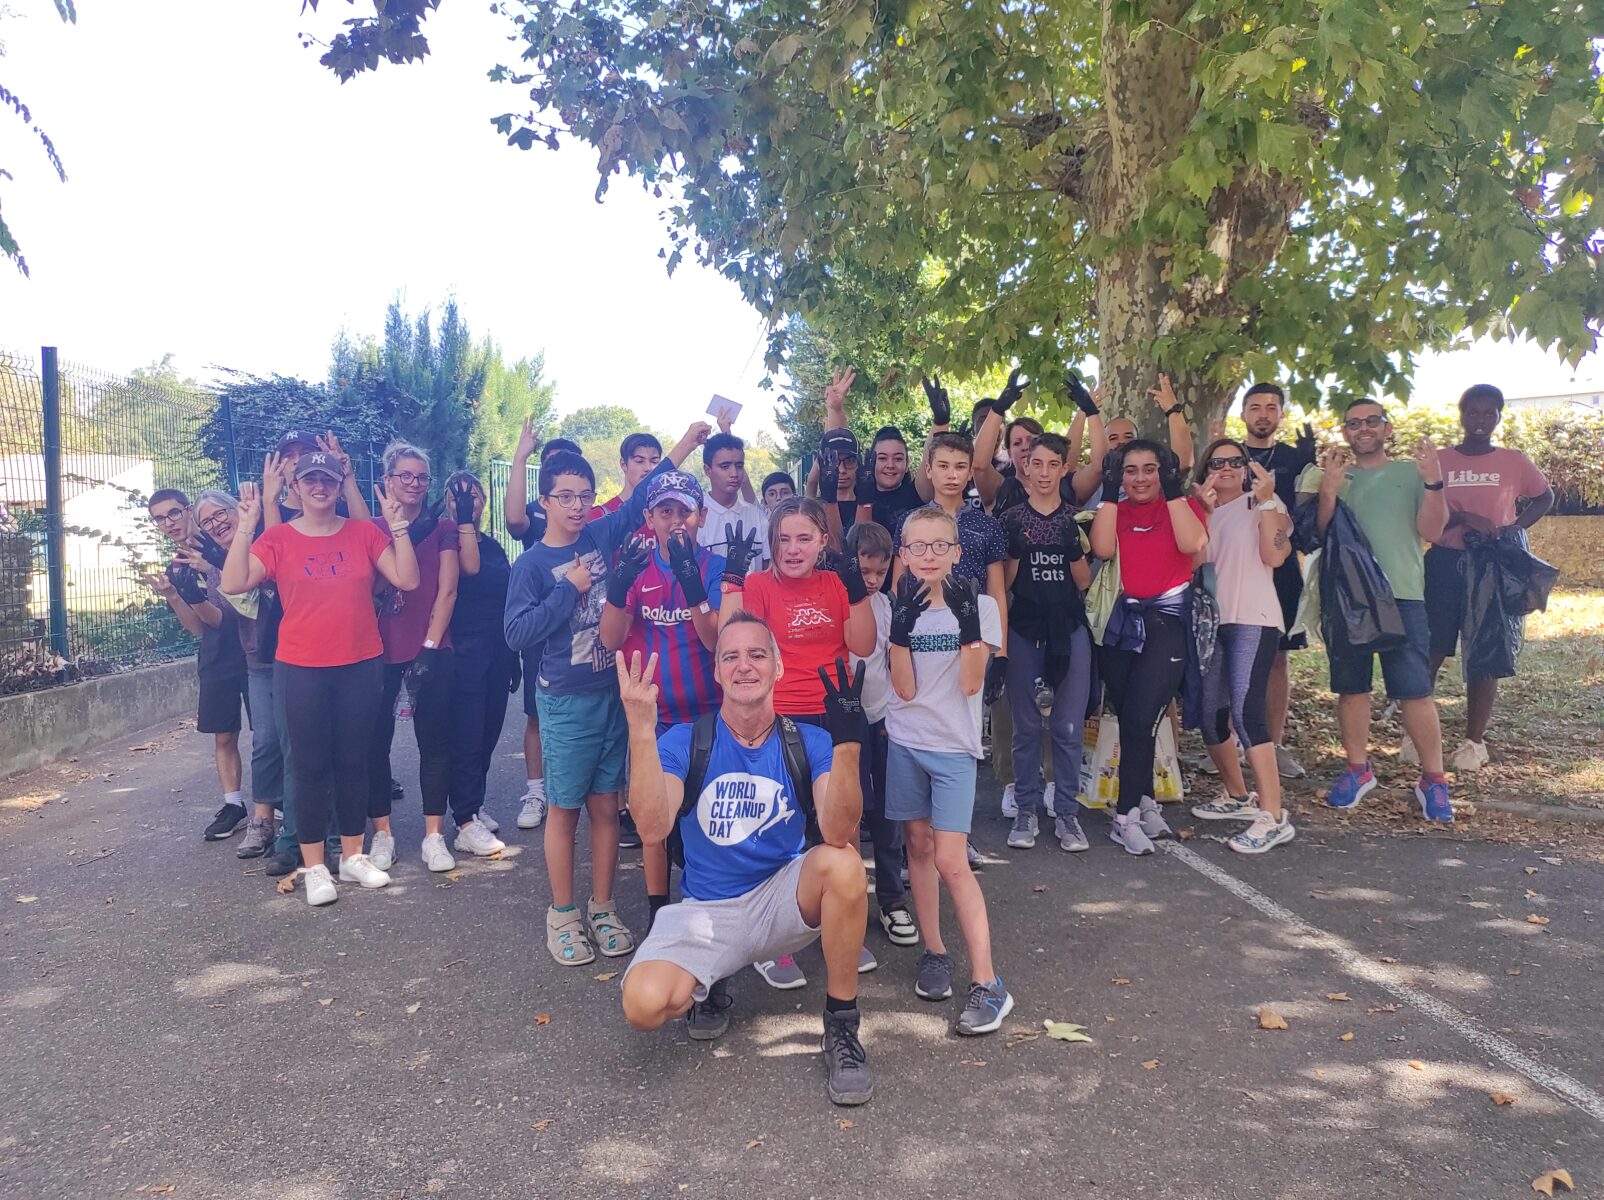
top-left (622, 853), bottom-right (819, 1002)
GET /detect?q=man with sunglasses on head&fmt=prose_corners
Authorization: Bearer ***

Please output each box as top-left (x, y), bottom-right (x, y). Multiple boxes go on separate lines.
top-left (1297, 398), bottom-right (1451, 823)
top-left (1238, 382), bottom-right (1319, 779)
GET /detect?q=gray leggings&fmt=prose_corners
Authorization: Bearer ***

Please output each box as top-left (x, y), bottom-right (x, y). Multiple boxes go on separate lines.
top-left (1005, 626), bottom-right (1094, 820)
top-left (1201, 623), bottom-right (1280, 750)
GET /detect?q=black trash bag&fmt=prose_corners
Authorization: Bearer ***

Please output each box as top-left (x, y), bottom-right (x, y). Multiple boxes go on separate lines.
top-left (1296, 497), bottom-right (1407, 654)
top-left (1460, 527), bottom-right (1560, 682)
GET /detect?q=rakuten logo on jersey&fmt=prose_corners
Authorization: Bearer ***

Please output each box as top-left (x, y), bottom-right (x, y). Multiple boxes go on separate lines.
top-left (642, 601), bottom-right (693, 624)
top-left (788, 605), bottom-right (835, 630)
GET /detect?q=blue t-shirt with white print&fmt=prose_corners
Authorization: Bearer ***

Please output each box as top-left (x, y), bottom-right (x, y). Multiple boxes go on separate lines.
top-left (657, 717), bottom-right (833, 902)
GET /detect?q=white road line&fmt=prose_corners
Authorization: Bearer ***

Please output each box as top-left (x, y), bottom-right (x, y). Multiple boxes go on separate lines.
top-left (1162, 841), bottom-right (1604, 1125)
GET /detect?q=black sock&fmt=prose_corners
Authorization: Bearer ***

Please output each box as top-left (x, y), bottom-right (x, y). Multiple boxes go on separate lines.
top-left (825, 994), bottom-right (856, 1015)
top-left (647, 893), bottom-right (668, 930)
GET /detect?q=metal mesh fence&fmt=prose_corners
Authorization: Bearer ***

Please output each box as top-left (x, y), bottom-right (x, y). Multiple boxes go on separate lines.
top-left (485, 457), bottom-right (537, 558)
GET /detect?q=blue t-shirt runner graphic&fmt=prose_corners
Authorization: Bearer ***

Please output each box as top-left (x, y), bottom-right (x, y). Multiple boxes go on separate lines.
top-left (656, 717), bottom-right (833, 902)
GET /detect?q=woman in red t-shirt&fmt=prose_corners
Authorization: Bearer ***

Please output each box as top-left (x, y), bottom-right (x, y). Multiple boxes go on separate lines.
top-left (223, 454), bottom-right (419, 908)
top-left (1089, 440), bottom-right (1208, 857)
top-left (718, 496), bottom-right (876, 721)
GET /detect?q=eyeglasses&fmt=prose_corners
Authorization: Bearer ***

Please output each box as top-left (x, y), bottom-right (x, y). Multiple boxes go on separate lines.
top-left (197, 513), bottom-right (232, 533)
top-left (904, 539), bottom-right (958, 556)
top-left (1343, 414), bottom-right (1386, 430)
top-left (1206, 455), bottom-right (1248, 471)
top-left (545, 490), bottom-right (596, 510)
top-left (388, 471), bottom-right (432, 486)
top-left (150, 507), bottom-right (187, 524)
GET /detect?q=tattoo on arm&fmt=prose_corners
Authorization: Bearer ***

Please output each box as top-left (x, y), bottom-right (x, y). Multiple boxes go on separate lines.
top-left (1273, 529), bottom-right (1289, 549)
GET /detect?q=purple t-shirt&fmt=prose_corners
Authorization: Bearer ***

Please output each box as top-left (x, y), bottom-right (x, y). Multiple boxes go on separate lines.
top-left (374, 517), bottom-right (460, 664)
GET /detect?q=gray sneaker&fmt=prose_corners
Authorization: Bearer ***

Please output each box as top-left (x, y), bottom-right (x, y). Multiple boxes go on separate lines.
top-left (915, 950), bottom-right (953, 1000)
top-left (1110, 810), bottom-right (1155, 856)
top-left (754, 955), bottom-right (807, 990)
top-left (1054, 812), bottom-right (1090, 852)
top-left (956, 979), bottom-right (1015, 1036)
top-left (236, 816), bottom-right (276, 859)
top-left (1275, 744), bottom-right (1307, 779)
top-left (1006, 811), bottom-right (1038, 849)
top-left (966, 841), bottom-right (984, 870)
top-left (1137, 795), bottom-right (1173, 840)
top-left (687, 978), bottom-right (733, 1041)
top-left (822, 1007), bottom-right (873, 1106)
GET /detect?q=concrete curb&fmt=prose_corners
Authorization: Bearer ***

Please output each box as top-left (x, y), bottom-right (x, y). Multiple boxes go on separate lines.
top-left (1475, 797), bottom-right (1604, 825)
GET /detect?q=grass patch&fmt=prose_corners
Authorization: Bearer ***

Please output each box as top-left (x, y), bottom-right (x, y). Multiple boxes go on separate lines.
top-left (1282, 587), bottom-right (1604, 806)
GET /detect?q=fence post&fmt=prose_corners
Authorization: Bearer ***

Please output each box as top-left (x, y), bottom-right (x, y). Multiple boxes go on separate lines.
top-left (219, 392), bottom-right (240, 491)
top-left (40, 346), bottom-right (69, 662)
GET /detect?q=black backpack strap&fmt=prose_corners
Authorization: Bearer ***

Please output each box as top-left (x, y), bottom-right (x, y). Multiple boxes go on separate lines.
top-left (668, 712), bottom-right (719, 868)
top-left (777, 717), bottom-right (821, 845)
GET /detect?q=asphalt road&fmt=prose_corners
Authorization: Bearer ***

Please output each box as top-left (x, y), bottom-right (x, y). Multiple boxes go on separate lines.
top-left (2, 715), bottom-right (1600, 1200)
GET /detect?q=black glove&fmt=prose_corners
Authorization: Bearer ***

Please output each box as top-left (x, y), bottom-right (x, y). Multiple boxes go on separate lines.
top-left (983, 656), bottom-right (1008, 706)
top-left (1101, 447), bottom-right (1125, 501)
top-left (508, 654), bottom-right (522, 695)
top-left (839, 550), bottom-right (869, 605)
top-left (1006, 524), bottom-right (1028, 562)
top-left (889, 572), bottom-right (930, 648)
top-left (1064, 368), bottom-right (1098, 416)
top-left (607, 534), bottom-right (653, 607)
top-left (942, 574), bottom-right (983, 646)
top-left (993, 367), bottom-right (1028, 415)
top-left (817, 657), bottom-right (866, 747)
top-left (1061, 518), bottom-right (1086, 562)
top-left (854, 466), bottom-right (878, 507)
top-left (1296, 421), bottom-right (1317, 460)
top-left (816, 444), bottom-right (838, 491)
top-left (450, 479), bottom-right (476, 525)
top-left (1159, 449), bottom-right (1186, 502)
top-left (406, 499), bottom-right (443, 547)
top-left (665, 530), bottom-right (707, 607)
top-left (169, 562), bottom-right (209, 606)
top-left (921, 375), bottom-right (951, 426)
top-left (721, 520), bottom-right (759, 586)
top-left (410, 646), bottom-right (438, 687)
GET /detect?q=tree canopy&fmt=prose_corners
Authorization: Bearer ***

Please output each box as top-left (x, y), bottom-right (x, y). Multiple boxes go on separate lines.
top-left (311, 0), bottom-right (1604, 434)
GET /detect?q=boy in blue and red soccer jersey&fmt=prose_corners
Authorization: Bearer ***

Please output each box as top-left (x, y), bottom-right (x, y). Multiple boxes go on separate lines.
top-left (600, 468), bottom-right (725, 925)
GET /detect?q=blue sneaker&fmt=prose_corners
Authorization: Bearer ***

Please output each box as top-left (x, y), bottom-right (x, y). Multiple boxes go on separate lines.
top-left (956, 978), bottom-right (1015, 1036)
top-left (1326, 763), bottom-right (1377, 809)
top-left (1415, 777), bottom-right (1454, 823)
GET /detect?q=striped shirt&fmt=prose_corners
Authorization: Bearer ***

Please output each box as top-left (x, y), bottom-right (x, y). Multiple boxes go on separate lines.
top-left (623, 544), bottom-right (726, 726)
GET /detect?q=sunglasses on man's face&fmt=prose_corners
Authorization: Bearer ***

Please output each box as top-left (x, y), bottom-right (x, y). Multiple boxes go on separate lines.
top-left (1344, 414), bottom-right (1386, 430)
top-left (1206, 455), bottom-right (1248, 472)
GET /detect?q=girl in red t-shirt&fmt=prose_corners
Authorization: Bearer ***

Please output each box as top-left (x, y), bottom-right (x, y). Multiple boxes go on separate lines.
top-left (223, 456), bottom-right (420, 907)
top-left (1089, 440), bottom-right (1208, 857)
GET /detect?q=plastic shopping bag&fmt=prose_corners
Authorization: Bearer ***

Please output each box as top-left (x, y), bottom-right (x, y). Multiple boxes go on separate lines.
top-left (1079, 711), bottom-right (1185, 809)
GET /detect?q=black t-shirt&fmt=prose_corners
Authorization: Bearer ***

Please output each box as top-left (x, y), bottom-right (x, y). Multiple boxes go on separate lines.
top-left (991, 467), bottom-right (1078, 518)
top-left (1001, 501), bottom-right (1087, 639)
top-left (1245, 442), bottom-right (1315, 511)
top-left (834, 498), bottom-right (859, 535)
top-left (519, 501), bottom-right (549, 550)
top-left (451, 532), bottom-right (512, 641)
top-left (863, 475), bottom-right (922, 533)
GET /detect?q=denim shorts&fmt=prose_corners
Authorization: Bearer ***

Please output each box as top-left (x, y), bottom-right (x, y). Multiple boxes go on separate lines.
top-left (1327, 599), bottom-right (1433, 700)
top-left (533, 686), bottom-right (628, 808)
top-left (885, 741), bottom-right (979, 833)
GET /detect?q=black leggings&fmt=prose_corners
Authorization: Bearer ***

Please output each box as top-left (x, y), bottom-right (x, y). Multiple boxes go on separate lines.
top-left (1099, 610), bottom-right (1187, 815)
top-left (448, 632), bottom-right (517, 824)
top-left (1202, 624), bottom-right (1280, 750)
top-left (277, 657), bottom-right (383, 844)
top-left (369, 649), bottom-right (456, 819)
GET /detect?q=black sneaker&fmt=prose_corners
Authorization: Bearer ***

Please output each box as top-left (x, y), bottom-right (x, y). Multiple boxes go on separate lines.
top-left (264, 846), bottom-right (302, 877)
top-left (203, 803), bottom-right (248, 841)
top-left (617, 810), bottom-right (643, 850)
top-left (822, 1007), bottom-right (873, 1106)
top-left (687, 978), bottom-right (733, 1041)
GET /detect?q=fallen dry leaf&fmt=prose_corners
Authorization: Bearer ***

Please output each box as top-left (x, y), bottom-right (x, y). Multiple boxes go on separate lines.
top-left (1042, 1020), bottom-right (1093, 1044)
top-left (1526, 914), bottom-right (1551, 926)
top-left (487, 849), bottom-right (504, 860)
top-left (275, 875), bottom-right (296, 894)
top-left (1525, 866), bottom-right (1539, 875)
top-left (1326, 992), bottom-right (1351, 1002)
top-left (837, 1118), bottom-right (854, 1130)
top-left (445, 871), bottom-right (464, 882)
top-left (318, 998), bottom-right (334, 1007)
top-left (1531, 1169), bottom-right (1574, 1195)
top-left (1339, 1032), bottom-right (1355, 1042)
top-left (1526, 889), bottom-right (1540, 900)
top-left (594, 971), bottom-right (619, 982)
top-left (533, 1013), bottom-right (552, 1025)
top-left (530, 1119), bottom-right (553, 1131)
top-left (1378, 956), bottom-right (1399, 964)
top-left (406, 1002), bottom-right (421, 1015)
top-left (1408, 1060), bottom-right (1427, 1071)
top-left (745, 1138), bottom-right (764, 1150)
top-left (1490, 1092), bottom-right (1518, 1106)
top-left (1111, 978), bottom-right (1131, 986)
top-left (1140, 1059), bottom-right (1160, 1070)
top-left (1258, 1007), bottom-right (1289, 1030)
top-left (1367, 1003), bottom-right (1400, 1014)
top-left (1508, 968), bottom-right (1523, 976)
top-left (14, 896), bottom-right (38, 904)
top-left (1178, 827), bottom-right (1194, 840)
top-left (1031, 884), bottom-right (1048, 893)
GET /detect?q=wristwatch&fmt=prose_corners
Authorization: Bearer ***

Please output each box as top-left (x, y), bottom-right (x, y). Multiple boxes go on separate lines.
top-left (1423, 480), bottom-right (1445, 491)
top-left (1256, 498), bottom-right (1286, 514)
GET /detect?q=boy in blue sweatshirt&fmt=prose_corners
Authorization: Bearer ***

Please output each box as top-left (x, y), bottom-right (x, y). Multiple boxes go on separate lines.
top-left (505, 422), bottom-right (710, 967)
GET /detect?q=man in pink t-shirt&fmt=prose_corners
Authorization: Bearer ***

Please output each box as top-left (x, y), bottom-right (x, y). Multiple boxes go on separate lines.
top-left (1424, 384), bottom-right (1554, 771)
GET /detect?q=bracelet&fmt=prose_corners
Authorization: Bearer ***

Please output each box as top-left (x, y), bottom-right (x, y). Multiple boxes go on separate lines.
top-left (1163, 405), bottom-right (1187, 419)
top-left (1423, 480), bottom-right (1444, 491)
top-left (389, 524), bottom-right (411, 536)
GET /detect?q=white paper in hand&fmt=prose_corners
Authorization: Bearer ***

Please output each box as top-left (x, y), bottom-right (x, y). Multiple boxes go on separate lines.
top-left (707, 394), bottom-right (742, 425)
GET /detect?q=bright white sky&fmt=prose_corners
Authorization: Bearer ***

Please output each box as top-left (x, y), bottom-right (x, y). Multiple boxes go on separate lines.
top-left (1, 0), bottom-right (1599, 441)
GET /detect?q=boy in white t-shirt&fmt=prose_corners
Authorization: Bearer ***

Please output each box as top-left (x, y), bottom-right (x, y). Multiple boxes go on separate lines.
top-left (884, 505), bottom-right (1009, 1036)
top-left (845, 521), bottom-right (918, 950)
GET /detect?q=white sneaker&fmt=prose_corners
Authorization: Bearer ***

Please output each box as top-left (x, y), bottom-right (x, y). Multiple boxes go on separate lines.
top-left (1399, 734), bottom-right (1419, 765)
top-left (478, 809), bottom-right (501, 834)
top-left (369, 830), bottom-right (396, 871)
top-left (420, 832), bottom-right (456, 873)
top-left (1137, 795), bottom-right (1174, 840)
top-left (1228, 810), bottom-right (1297, 855)
top-left (1110, 811), bottom-right (1155, 856)
top-left (1000, 783), bottom-right (1017, 818)
top-left (339, 852), bottom-right (392, 889)
top-left (454, 817), bottom-right (506, 857)
top-left (304, 863), bottom-right (337, 907)
top-left (1044, 782), bottom-right (1057, 818)
top-left (1450, 740), bottom-right (1489, 772)
top-left (517, 789), bottom-right (547, 830)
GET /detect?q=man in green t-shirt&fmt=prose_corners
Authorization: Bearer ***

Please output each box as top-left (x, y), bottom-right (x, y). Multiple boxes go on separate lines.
top-left (1296, 398), bottom-right (1452, 823)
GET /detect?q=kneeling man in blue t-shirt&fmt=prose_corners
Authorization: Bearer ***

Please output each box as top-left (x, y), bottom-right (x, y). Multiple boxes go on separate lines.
top-left (617, 612), bottom-right (874, 1106)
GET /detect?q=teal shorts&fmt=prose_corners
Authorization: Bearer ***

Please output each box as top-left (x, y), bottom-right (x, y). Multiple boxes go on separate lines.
top-left (533, 687), bottom-right (628, 809)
